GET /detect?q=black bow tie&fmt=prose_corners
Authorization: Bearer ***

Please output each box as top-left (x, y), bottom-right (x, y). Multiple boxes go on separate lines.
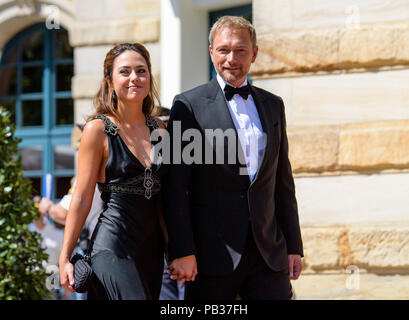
top-left (224, 84), bottom-right (250, 101)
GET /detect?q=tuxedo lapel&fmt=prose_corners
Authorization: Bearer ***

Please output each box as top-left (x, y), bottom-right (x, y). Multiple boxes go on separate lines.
top-left (195, 78), bottom-right (236, 134)
top-left (249, 86), bottom-right (275, 184)
top-left (192, 78), bottom-right (249, 187)
top-left (193, 81), bottom-right (277, 186)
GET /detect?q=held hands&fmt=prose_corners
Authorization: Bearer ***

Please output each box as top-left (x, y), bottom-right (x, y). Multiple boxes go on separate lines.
top-left (288, 254), bottom-right (302, 280)
top-left (167, 254), bottom-right (198, 285)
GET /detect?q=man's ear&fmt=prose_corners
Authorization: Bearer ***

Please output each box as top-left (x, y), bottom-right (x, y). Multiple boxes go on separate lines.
top-left (209, 45), bottom-right (214, 63)
top-left (251, 45), bottom-right (259, 63)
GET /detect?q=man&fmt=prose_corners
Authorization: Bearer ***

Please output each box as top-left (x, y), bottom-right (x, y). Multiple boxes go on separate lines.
top-left (163, 16), bottom-right (303, 300)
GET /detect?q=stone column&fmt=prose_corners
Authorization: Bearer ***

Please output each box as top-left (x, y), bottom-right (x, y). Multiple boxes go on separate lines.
top-left (160, 0), bottom-right (208, 108)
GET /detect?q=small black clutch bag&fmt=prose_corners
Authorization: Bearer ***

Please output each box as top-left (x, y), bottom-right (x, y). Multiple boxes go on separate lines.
top-left (69, 253), bottom-right (94, 293)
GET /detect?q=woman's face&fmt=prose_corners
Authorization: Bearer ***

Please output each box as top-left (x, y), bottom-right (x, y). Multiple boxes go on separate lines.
top-left (110, 50), bottom-right (151, 105)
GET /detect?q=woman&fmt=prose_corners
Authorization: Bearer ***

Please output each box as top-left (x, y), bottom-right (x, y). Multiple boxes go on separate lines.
top-left (59, 43), bottom-right (167, 300)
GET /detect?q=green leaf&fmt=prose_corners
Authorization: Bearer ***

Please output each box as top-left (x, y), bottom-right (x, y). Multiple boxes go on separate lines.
top-left (0, 106), bottom-right (50, 299)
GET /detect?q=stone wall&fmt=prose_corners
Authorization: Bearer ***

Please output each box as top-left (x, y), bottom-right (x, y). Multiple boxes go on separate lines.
top-left (69, 0), bottom-right (161, 124)
top-left (70, 0), bottom-right (159, 46)
top-left (251, 0), bottom-right (409, 177)
top-left (252, 0), bottom-right (409, 77)
top-left (287, 120), bottom-right (409, 175)
top-left (252, 0), bottom-right (409, 283)
top-left (301, 224), bottom-right (409, 274)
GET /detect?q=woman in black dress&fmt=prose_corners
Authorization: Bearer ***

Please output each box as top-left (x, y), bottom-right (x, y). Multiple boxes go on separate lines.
top-left (59, 43), bottom-right (167, 300)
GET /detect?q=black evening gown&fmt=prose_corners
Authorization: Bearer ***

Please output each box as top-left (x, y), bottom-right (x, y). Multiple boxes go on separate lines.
top-left (87, 114), bottom-right (166, 300)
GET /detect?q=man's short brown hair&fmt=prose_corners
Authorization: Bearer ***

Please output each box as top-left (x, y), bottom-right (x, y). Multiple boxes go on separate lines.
top-left (209, 15), bottom-right (257, 48)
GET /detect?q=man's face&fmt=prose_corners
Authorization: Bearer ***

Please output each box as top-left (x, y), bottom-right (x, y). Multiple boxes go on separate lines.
top-left (209, 26), bottom-right (258, 87)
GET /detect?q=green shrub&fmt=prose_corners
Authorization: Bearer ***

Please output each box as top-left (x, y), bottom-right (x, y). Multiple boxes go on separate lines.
top-left (0, 106), bottom-right (51, 299)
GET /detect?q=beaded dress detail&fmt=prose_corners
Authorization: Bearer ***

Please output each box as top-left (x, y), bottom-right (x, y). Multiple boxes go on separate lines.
top-left (94, 114), bottom-right (161, 199)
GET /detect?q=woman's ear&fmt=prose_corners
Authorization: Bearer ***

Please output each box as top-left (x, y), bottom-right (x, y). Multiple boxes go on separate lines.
top-left (105, 76), bottom-right (112, 88)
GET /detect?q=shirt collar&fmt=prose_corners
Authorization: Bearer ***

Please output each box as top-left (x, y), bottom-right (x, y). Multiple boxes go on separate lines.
top-left (216, 73), bottom-right (248, 91)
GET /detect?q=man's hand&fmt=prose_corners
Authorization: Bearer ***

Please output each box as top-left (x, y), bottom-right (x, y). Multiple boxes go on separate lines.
top-left (288, 254), bottom-right (302, 280)
top-left (167, 255), bottom-right (198, 284)
top-left (39, 197), bottom-right (54, 216)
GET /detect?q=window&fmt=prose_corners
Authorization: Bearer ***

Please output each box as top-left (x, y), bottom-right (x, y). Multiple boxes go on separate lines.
top-left (208, 4), bottom-right (253, 81)
top-left (0, 23), bottom-right (74, 199)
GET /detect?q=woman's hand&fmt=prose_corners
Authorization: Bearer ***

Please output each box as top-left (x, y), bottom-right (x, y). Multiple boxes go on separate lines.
top-left (57, 119), bottom-right (106, 293)
top-left (59, 258), bottom-right (76, 292)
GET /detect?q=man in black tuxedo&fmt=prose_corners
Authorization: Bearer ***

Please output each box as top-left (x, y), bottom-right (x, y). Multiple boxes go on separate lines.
top-left (163, 15), bottom-right (303, 299)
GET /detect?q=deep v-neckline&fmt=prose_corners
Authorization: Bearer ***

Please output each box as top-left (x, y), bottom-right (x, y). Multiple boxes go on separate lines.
top-left (101, 114), bottom-right (155, 169)
top-left (117, 130), bottom-right (153, 169)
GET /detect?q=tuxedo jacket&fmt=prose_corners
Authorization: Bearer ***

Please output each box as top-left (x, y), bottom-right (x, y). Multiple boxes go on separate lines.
top-left (163, 77), bottom-right (303, 276)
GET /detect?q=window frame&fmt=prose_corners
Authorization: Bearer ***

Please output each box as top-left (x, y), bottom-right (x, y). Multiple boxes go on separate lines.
top-left (0, 23), bottom-right (74, 200)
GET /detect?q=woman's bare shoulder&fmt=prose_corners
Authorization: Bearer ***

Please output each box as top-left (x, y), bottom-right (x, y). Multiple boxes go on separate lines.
top-left (82, 118), bottom-right (107, 142)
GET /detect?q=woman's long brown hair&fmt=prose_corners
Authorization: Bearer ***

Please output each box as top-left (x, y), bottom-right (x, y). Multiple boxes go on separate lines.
top-left (87, 43), bottom-right (160, 123)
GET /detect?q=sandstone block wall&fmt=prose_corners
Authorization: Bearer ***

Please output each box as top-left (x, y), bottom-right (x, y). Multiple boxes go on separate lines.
top-left (252, 0), bottom-right (409, 177)
top-left (252, 0), bottom-right (409, 279)
top-left (287, 120), bottom-right (409, 175)
top-left (301, 225), bottom-right (409, 274)
top-left (252, 0), bottom-right (409, 77)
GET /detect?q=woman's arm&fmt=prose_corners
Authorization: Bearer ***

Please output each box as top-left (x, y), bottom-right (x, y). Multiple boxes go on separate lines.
top-left (58, 119), bottom-right (106, 290)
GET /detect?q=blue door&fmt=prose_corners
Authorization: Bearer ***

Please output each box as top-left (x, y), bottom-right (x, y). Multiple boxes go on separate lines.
top-left (0, 23), bottom-right (74, 200)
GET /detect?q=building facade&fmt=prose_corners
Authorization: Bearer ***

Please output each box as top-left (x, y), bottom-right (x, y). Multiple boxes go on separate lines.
top-left (0, 0), bottom-right (408, 298)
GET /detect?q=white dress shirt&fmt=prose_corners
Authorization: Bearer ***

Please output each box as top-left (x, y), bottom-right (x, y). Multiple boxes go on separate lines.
top-left (216, 73), bottom-right (265, 182)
